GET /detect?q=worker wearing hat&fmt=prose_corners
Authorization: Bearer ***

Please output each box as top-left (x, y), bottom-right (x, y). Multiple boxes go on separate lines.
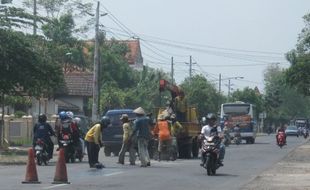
top-left (131, 107), bottom-right (151, 167)
top-left (118, 114), bottom-right (136, 165)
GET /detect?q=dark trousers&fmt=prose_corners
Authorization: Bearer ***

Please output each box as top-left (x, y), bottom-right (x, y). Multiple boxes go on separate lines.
top-left (86, 141), bottom-right (100, 167)
top-left (176, 111), bottom-right (186, 122)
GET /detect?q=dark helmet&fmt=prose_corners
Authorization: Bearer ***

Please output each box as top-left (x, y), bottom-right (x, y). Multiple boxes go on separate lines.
top-left (101, 116), bottom-right (110, 128)
top-left (38, 114), bottom-right (47, 123)
top-left (206, 113), bottom-right (217, 121)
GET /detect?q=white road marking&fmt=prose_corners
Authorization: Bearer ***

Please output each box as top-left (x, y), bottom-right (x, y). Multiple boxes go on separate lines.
top-left (103, 171), bottom-right (124, 176)
top-left (43, 184), bottom-right (68, 189)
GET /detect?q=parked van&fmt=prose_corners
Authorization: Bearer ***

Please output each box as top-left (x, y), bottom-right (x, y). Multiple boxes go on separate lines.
top-left (102, 109), bottom-right (136, 156)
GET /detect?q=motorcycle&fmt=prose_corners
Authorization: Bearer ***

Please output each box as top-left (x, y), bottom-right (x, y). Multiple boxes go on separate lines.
top-left (277, 131), bottom-right (286, 148)
top-left (75, 138), bottom-right (84, 162)
top-left (233, 131), bottom-right (242, 145)
top-left (223, 132), bottom-right (231, 147)
top-left (59, 134), bottom-right (76, 163)
top-left (34, 138), bottom-right (49, 166)
top-left (201, 135), bottom-right (222, 176)
top-left (302, 128), bottom-right (309, 139)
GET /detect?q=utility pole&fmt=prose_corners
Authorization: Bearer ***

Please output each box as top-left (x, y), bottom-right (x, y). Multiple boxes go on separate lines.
top-left (186, 55), bottom-right (196, 80)
top-left (92, 1), bottom-right (100, 122)
top-left (228, 79), bottom-right (231, 101)
top-left (33, 0), bottom-right (37, 35)
top-left (189, 55), bottom-right (192, 79)
top-left (219, 73), bottom-right (221, 94)
top-left (171, 56), bottom-right (174, 84)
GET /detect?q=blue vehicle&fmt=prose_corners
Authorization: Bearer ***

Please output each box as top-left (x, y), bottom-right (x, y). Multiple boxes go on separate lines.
top-left (102, 109), bottom-right (136, 156)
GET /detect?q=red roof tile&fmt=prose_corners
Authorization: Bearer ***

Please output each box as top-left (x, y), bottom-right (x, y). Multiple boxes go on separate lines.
top-left (64, 72), bottom-right (93, 96)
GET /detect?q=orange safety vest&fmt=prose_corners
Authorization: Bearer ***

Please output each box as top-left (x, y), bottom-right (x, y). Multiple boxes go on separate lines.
top-left (154, 121), bottom-right (171, 141)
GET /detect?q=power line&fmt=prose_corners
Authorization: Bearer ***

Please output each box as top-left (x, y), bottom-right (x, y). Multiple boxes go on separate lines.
top-left (104, 26), bottom-right (285, 56)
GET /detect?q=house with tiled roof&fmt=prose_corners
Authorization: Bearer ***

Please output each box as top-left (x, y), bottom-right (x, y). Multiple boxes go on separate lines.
top-left (31, 39), bottom-right (143, 117)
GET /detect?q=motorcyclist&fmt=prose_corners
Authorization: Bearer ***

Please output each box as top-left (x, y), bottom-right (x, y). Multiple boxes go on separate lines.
top-left (200, 113), bottom-right (225, 167)
top-left (33, 114), bottom-right (55, 159)
top-left (276, 124), bottom-right (287, 145)
top-left (56, 111), bottom-right (76, 149)
top-left (66, 111), bottom-right (80, 147)
top-left (222, 122), bottom-right (231, 146)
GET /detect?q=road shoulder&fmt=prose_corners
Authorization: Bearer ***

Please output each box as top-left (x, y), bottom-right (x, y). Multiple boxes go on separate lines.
top-left (242, 141), bottom-right (310, 190)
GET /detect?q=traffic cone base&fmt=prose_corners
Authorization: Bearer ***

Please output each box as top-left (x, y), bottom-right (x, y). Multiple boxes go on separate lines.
top-left (52, 148), bottom-right (70, 184)
top-left (22, 148), bottom-right (41, 184)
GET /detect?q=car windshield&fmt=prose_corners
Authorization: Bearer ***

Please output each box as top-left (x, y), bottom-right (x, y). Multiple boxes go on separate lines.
top-left (287, 126), bottom-right (297, 130)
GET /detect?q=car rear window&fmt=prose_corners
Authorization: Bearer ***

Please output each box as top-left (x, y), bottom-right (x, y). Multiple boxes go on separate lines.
top-left (106, 112), bottom-right (136, 127)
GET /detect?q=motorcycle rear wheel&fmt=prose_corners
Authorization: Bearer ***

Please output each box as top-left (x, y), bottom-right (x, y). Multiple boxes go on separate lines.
top-left (36, 157), bottom-right (42, 166)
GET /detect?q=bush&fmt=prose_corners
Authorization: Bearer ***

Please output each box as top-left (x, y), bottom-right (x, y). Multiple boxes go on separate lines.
top-left (14, 111), bottom-right (26, 118)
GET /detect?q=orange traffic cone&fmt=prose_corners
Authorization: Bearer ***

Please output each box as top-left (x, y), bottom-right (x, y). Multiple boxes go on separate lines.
top-left (22, 148), bottom-right (41, 184)
top-left (52, 148), bottom-right (70, 184)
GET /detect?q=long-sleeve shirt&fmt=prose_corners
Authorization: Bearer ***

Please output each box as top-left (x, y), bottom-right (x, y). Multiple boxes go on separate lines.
top-left (170, 121), bottom-right (183, 137)
top-left (132, 116), bottom-right (151, 139)
top-left (175, 96), bottom-right (187, 113)
top-left (154, 120), bottom-right (171, 141)
top-left (85, 123), bottom-right (102, 145)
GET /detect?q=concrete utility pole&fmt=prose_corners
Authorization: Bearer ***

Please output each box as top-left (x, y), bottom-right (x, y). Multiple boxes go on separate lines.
top-left (92, 1), bottom-right (100, 122)
top-left (228, 79), bottom-right (231, 100)
top-left (186, 55), bottom-right (196, 80)
top-left (171, 57), bottom-right (174, 84)
top-left (219, 73), bottom-right (222, 94)
top-left (189, 56), bottom-right (192, 79)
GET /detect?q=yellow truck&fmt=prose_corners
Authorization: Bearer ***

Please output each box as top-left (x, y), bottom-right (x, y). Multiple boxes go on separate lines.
top-left (154, 79), bottom-right (201, 158)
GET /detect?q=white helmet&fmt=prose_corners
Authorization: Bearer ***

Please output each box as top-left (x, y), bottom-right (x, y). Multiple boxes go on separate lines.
top-left (66, 111), bottom-right (74, 119)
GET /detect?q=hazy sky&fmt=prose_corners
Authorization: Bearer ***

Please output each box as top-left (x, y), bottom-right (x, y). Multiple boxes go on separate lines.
top-left (13, 0), bottom-right (310, 94)
top-left (100, 0), bottom-right (309, 94)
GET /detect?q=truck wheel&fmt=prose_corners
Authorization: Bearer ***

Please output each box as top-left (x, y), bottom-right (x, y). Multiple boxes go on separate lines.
top-left (250, 138), bottom-right (255, 144)
top-left (192, 138), bottom-right (199, 158)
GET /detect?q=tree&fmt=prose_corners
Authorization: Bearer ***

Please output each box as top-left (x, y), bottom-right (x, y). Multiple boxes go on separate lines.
top-left (0, 29), bottom-right (64, 146)
top-left (0, 29), bottom-right (63, 96)
top-left (180, 75), bottom-right (219, 118)
top-left (285, 13), bottom-right (310, 96)
top-left (264, 64), bottom-right (310, 126)
top-left (41, 13), bottom-right (87, 71)
top-left (231, 87), bottom-right (264, 118)
top-left (0, 1), bottom-right (42, 29)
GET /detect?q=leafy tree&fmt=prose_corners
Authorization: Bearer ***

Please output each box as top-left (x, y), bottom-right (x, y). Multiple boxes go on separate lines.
top-left (41, 13), bottom-right (87, 71)
top-left (0, 1), bottom-right (43, 29)
top-left (0, 29), bottom-right (63, 96)
top-left (180, 75), bottom-right (219, 118)
top-left (285, 13), bottom-right (310, 96)
top-left (231, 87), bottom-right (264, 118)
top-left (264, 64), bottom-right (310, 126)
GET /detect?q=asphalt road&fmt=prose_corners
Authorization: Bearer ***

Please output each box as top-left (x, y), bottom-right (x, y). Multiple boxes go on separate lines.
top-left (0, 134), bottom-right (305, 190)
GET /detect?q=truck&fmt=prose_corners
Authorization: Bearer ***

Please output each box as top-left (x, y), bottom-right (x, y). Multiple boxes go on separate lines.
top-left (154, 79), bottom-right (201, 158)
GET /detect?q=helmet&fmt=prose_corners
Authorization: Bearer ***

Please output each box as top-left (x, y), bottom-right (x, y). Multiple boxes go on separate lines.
top-left (59, 111), bottom-right (68, 120)
top-left (66, 111), bottom-right (74, 119)
top-left (38, 114), bottom-right (47, 123)
top-left (73, 117), bottom-right (81, 124)
top-left (206, 113), bottom-right (217, 121)
top-left (100, 116), bottom-right (110, 127)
